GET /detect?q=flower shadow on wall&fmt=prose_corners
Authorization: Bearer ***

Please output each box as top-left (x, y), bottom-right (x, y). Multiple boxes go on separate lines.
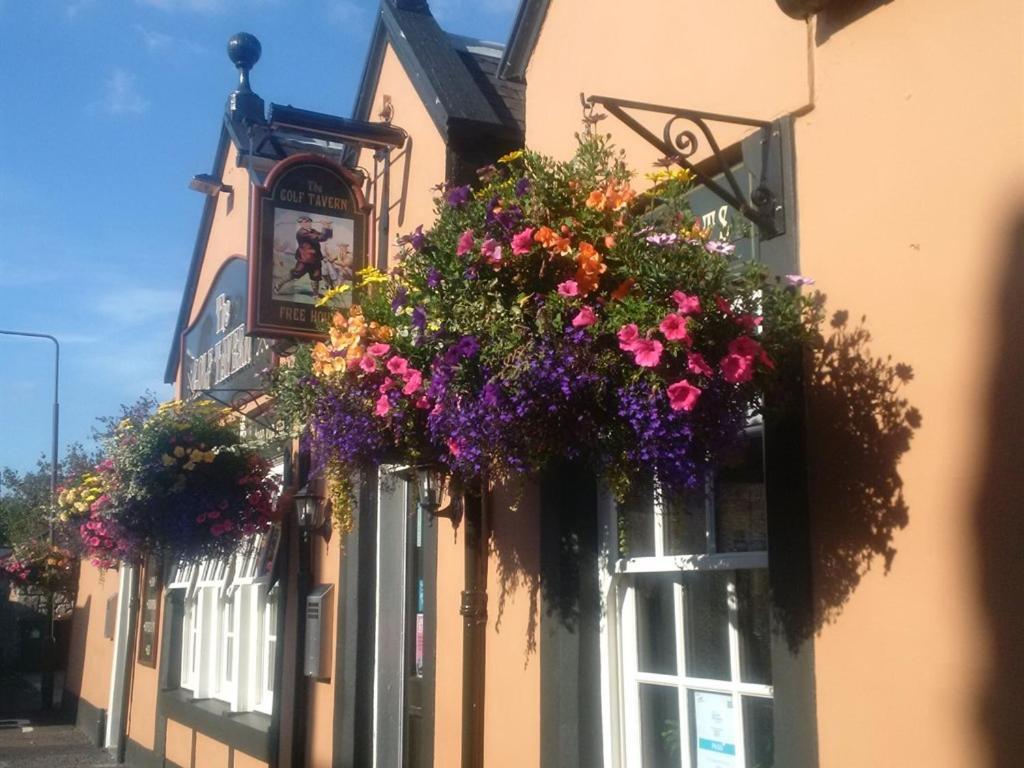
top-left (773, 303), bottom-right (921, 649)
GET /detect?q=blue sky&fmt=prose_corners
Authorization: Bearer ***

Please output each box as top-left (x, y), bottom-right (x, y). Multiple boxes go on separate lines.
top-left (0, 0), bottom-right (518, 474)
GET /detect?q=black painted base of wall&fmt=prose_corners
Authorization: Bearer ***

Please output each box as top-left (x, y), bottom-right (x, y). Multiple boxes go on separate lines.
top-left (62, 689), bottom-right (106, 748)
top-left (125, 738), bottom-right (163, 768)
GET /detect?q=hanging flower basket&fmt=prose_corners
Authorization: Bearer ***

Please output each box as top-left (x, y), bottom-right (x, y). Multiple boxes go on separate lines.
top-left (58, 460), bottom-right (132, 569)
top-left (2, 540), bottom-right (77, 593)
top-left (103, 400), bottom-right (278, 561)
top-left (276, 133), bottom-right (815, 508)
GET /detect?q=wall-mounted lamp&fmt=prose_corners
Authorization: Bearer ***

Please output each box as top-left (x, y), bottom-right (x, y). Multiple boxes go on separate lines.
top-left (189, 173), bottom-right (234, 197)
top-left (416, 464), bottom-right (461, 524)
top-left (294, 483), bottom-right (329, 540)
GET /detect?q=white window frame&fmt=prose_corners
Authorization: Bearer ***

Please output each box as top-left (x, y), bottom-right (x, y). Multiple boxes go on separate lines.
top-left (599, 425), bottom-right (773, 768)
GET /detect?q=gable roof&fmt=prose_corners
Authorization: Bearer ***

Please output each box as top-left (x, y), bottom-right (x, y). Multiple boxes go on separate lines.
top-left (353, 0), bottom-right (522, 142)
top-left (497, 0), bottom-right (551, 83)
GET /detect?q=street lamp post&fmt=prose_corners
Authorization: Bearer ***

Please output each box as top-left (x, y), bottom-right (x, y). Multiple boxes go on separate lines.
top-left (1, 329), bottom-right (60, 711)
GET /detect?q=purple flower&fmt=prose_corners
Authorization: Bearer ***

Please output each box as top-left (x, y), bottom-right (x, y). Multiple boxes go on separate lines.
top-left (785, 274), bottom-right (815, 286)
top-left (412, 306), bottom-right (427, 332)
top-left (391, 286), bottom-right (408, 312)
top-left (446, 185), bottom-right (471, 207)
top-left (427, 268), bottom-right (442, 289)
top-left (464, 265), bottom-right (479, 281)
top-left (398, 225), bottom-right (426, 251)
top-left (515, 177), bottom-right (531, 197)
top-left (645, 232), bottom-right (679, 247)
top-left (454, 335), bottom-right (480, 358)
top-left (705, 240), bottom-right (736, 256)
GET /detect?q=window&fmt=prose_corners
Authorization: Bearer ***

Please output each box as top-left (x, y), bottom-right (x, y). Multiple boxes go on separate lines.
top-left (167, 530), bottom-right (278, 714)
top-left (601, 425), bottom-right (774, 767)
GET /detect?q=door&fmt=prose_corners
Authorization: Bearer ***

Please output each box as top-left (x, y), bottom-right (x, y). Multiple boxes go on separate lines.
top-left (374, 468), bottom-right (436, 768)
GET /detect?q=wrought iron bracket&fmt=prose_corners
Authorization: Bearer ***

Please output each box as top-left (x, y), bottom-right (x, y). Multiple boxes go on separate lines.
top-left (585, 95), bottom-right (787, 239)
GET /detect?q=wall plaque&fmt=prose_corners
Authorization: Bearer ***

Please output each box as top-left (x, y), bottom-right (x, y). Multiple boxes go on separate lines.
top-left (249, 153), bottom-right (368, 340)
top-left (137, 555), bottom-right (162, 667)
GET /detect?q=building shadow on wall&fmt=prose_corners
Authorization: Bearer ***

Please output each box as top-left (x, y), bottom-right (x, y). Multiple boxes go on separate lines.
top-left (773, 301), bottom-right (921, 649)
top-left (815, 0), bottom-right (895, 44)
top-left (489, 478), bottom-right (541, 662)
top-left (974, 209), bottom-right (1024, 766)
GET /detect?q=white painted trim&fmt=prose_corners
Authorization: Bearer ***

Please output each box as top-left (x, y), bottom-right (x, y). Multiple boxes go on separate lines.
top-left (617, 551), bottom-right (768, 574)
top-left (104, 565), bottom-right (132, 750)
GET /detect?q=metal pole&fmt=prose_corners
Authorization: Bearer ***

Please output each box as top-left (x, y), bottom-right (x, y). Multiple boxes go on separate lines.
top-left (0, 329), bottom-right (60, 711)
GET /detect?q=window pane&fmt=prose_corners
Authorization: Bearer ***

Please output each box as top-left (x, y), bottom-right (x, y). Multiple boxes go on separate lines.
top-left (683, 573), bottom-right (730, 681)
top-left (635, 575), bottom-right (677, 675)
top-left (620, 487), bottom-right (655, 558)
top-left (689, 690), bottom-right (739, 768)
top-left (663, 490), bottom-right (707, 555)
top-left (736, 570), bottom-right (772, 685)
top-left (639, 683), bottom-right (681, 768)
top-left (742, 696), bottom-right (773, 768)
top-left (715, 433), bottom-right (767, 553)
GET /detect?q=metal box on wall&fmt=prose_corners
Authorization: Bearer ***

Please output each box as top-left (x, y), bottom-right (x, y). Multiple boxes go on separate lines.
top-left (304, 584), bottom-right (334, 679)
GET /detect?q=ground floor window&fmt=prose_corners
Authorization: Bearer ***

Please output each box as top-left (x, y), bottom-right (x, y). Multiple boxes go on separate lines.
top-left (602, 425), bottom-right (774, 767)
top-left (168, 530), bottom-right (278, 714)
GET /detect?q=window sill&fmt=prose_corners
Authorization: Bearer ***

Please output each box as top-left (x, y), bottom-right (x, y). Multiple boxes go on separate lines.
top-left (158, 688), bottom-right (273, 761)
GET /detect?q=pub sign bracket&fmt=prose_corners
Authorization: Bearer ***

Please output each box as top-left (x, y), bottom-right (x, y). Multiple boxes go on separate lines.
top-left (584, 94), bottom-right (786, 239)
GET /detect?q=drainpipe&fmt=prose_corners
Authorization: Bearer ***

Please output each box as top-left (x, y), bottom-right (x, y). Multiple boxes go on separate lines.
top-left (375, 148), bottom-right (391, 271)
top-left (290, 454), bottom-right (311, 768)
top-left (460, 478), bottom-right (489, 768)
top-left (115, 562), bottom-right (140, 764)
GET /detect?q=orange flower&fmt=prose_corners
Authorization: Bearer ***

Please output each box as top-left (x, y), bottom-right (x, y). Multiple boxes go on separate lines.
top-left (574, 241), bottom-right (606, 295)
top-left (534, 225), bottom-right (571, 255)
top-left (610, 278), bottom-right (636, 301)
top-left (585, 189), bottom-right (606, 210)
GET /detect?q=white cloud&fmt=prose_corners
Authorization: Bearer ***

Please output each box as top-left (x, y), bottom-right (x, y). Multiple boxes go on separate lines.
top-left (102, 69), bottom-right (149, 115)
top-left (65, 0), bottom-right (97, 20)
top-left (133, 24), bottom-right (208, 54)
top-left (136, 0), bottom-right (227, 12)
top-left (92, 287), bottom-right (180, 326)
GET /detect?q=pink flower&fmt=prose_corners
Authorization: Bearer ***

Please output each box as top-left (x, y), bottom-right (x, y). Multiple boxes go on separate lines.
top-left (687, 352), bottom-right (713, 377)
top-left (211, 524), bottom-right (225, 536)
top-left (481, 238), bottom-right (503, 266)
top-left (379, 378), bottom-right (396, 393)
top-left (456, 229), bottom-right (475, 256)
top-left (511, 228), bottom-right (534, 255)
top-left (728, 335), bottom-right (773, 368)
top-left (386, 355), bottom-right (409, 375)
top-left (785, 274), bottom-right (815, 286)
top-left (632, 339), bottom-right (664, 368)
top-left (720, 353), bottom-right (755, 383)
top-left (666, 380), bottom-right (702, 412)
top-left (618, 323), bottom-right (641, 351)
top-left (659, 313), bottom-right (691, 343)
top-left (448, 438), bottom-right (461, 457)
top-left (375, 394), bottom-right (391, 417)
top-left (403, 369), bottom-right (423, 395)
top-left (415, 396), bottom-right (430, 409)
top-left (671, 291), bottom-right (702, 315)
top-left (557, 280), bottom-right (579, 297)
top-left (368, 342), bottom-right (391, 357)
top-left (88, 536), bottom-right (101, 548)
top-left (196, 513), bottom-right (207, 523)
top-left (360, 355), bottom-right (377, 373)
top-left (572, 306), bottom-right (597, 327)
top-left (734, 314), bottom-right (763, 332)
top-left (208, 510), bottom-right (220, 519)
top-left (715, 295), bottom-right (733, 316)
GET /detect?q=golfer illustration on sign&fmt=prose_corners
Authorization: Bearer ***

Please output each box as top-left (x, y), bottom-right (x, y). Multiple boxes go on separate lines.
top-left (275, 215), bottom-right (333, 299)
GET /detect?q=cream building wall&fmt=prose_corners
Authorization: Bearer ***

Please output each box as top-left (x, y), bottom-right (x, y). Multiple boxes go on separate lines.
top-left (523, 1), bottom-right (1023, 766)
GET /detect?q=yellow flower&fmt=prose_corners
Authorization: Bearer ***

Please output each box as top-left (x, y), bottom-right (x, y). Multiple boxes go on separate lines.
top-left (497, 149), bottom-right (524, 164)
top-left (645, 167), bottom-right (694, 186)
top-left (183, 462), bottom-right (196, 472)
top-left (315, 283), bottom-right (352, 308)
top-left (203, 451), bottom-right (216, 463)
top-left (162, 454), bottom-right (177, 466)
top-left (356, 267), bottom-right (389, 287)
top-left (173, 446), bottom-right (185, 458)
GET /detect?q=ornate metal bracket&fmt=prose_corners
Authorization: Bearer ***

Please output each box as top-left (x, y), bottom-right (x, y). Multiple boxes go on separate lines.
top-left (584, 94), bottom-right (785, 239)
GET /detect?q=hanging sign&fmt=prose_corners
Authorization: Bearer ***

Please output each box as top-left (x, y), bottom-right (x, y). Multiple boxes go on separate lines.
top-left (181, 256), bottom-right (273, 402)
top-left (249, 153), bottom-right (368, 340)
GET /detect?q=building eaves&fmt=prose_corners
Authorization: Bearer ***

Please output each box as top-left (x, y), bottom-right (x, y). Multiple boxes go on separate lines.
top-left (497, 0), bottom-right (551, 83)
top-left (164, 125), bottom-right (231, 385)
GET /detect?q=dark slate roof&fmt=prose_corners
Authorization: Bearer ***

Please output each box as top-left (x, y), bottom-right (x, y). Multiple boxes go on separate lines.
top-left (448, 33), bottom-right (525, 136)
top-left (353, 1), bottom-right (522, 142)
top-left (498, 0), bottom-right (552, 83)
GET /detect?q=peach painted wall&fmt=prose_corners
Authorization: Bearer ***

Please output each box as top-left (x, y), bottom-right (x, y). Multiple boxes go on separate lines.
top-left (194, 730), bottom-right (230, 768)
top-left (165, 719), bottom-right (192, 767)
top-left (233, 749), bottom-right (270, 768)
top-left (306, 533), bottom-right (341, 768)
top-left (125, 566), bottom-right (162, 751)
top-left (483, 480), bottom-right (541, 768)
top-left (524, 1), bottom-right (1024, 767)
top-left (173, 146), bottom-right (252, 398)
top-left (357, 43), bottom-right (448, 272)
top-left (433, 511), bottom-right (465, 768)
top-left (65, 561), bottom-right (117, 711)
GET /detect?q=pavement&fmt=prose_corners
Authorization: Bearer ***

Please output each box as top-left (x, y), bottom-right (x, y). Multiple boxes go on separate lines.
top-left (0, 722), bottom-right (117, 768)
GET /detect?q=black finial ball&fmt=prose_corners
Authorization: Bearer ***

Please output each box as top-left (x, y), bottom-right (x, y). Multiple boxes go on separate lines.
top-left (227, 32), bottom-right (261, 71)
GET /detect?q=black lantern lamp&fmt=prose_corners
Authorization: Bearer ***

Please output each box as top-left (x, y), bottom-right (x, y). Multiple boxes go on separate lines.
top-left (416, 464), bottom-right (462, 523)
top-left (294, 483), bottom-right (328, 539)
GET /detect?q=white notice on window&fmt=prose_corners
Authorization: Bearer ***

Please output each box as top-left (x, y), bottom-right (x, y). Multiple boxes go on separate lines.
top-left (694, 691), bottom-right (737, 768)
